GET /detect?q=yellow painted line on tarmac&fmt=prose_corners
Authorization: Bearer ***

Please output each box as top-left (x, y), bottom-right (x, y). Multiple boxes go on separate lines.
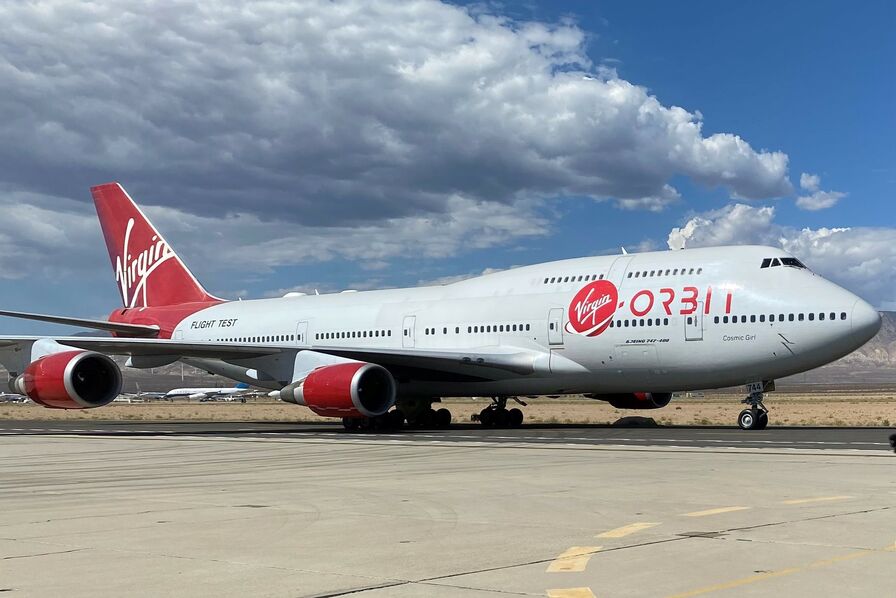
top-left (596, 522), bottom-right (660, 538)
top-left (546, 588), bottom-right (597, 598)
top-left (546, 546), bottom-right (602, 572)
top-left (781, 495), bottom-right (853, 505)
top-left (683, 506), bottom-right (750, 517)
top-left (665, 544), bottom-right (896, 598)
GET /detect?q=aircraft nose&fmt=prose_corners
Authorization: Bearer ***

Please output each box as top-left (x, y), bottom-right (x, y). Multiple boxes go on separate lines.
top-left (851, 298), bottom-right (881, 343)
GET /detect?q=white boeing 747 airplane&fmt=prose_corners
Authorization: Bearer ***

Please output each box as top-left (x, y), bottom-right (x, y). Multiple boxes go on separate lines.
top-left (0, 183), bottom-right (882, 430)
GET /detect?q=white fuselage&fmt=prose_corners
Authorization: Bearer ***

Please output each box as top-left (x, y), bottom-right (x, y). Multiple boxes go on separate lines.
top-left (173, 246), bottom-right (881, 397)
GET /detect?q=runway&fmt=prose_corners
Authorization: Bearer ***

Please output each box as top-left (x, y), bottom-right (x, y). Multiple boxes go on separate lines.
top-left (0, 419), bottom-right (893, 452)
top-left (2, 422), bottom-right (895, 597)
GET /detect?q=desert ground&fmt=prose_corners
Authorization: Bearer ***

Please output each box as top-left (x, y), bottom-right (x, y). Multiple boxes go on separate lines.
top-left (3, 389), bottom-right (896, 426)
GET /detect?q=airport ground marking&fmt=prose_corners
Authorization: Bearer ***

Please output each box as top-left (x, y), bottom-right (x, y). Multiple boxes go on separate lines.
top-left (546, 546), bottom-right (603, 572)
top-left (683, 506), bottom-right (750, 517)
top-left (665, 543), bottom-right (896, 598)
top-left (781, 495), bottom-right (853, 505)
top-left (546, 588), bottom-right (597, 598)
top-left (596, 522), bottom-right (660, 538)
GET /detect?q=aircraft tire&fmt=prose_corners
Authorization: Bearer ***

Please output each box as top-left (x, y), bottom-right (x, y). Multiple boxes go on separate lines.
top-left (479, 407), bottom-right (494, 426)
top-left (756, 411), bottom-right (769, 430)
top-left (508, 408), bottom-right (524, 427)
top-left (737, 409), bottom-right (757, 430)
top-left (435, 408), bottom-right (451, 428)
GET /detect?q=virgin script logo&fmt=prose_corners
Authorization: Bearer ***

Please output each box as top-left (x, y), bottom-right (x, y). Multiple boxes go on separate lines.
top-left (115, 218), bottom-right (175, 308)
top-left (565, 280), bottom-right (619, 337)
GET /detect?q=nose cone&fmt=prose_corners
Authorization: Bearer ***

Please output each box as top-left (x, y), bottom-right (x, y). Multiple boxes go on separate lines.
top-left (851, 298), bottom-right (882, 344)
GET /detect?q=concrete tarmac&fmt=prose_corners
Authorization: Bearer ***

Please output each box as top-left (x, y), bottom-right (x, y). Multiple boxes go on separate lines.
top-left (1, 426), bottom-right (895, 597)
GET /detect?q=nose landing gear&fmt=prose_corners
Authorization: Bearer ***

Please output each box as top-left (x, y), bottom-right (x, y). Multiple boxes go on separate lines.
top-left (737, 383), bottom-right (770, 430)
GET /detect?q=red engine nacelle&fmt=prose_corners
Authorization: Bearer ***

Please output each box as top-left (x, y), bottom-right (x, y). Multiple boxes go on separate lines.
top-left (280, 361), bottom-right (397, 418)
top-left (590, 392), bottom-right (673, 410)
top-left (15, 351), bottom-right (123, 409)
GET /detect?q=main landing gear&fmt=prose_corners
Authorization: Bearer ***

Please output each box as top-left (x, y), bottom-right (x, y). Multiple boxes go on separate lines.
top-left (737, 384), bottom-right (770, 430)
top-left (477, 397), bottom-right (525, 428)
top-left (342, 398), bottom-right (452, 431)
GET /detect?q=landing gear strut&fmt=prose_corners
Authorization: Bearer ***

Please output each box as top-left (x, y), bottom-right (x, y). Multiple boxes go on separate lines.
top-left (478, 397), bottom-right (526, 428)
top-left (737, 384), bottom-right (769, 430)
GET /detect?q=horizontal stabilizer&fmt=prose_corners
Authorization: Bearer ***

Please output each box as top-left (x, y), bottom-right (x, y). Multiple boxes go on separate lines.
top-left (0, 310), bottom-right (159, 337)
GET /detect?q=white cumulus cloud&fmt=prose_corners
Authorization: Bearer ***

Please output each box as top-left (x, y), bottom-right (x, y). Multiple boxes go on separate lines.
top-left (0, 0), bottom-right (793, 228)
top-left (795, 172), bottom-right (846, 210)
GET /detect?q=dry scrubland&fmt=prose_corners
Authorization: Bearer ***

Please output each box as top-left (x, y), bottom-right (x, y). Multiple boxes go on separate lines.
top-left (2, 390), bottom-right (896, 426)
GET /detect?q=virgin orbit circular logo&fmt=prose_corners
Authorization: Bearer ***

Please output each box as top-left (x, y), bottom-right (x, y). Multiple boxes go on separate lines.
top-left (566, 280), bottom-right (619, 337)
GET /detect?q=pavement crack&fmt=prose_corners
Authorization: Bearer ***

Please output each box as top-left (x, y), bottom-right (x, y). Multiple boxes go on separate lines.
top-left (3, 547), bottom-right (88, 560)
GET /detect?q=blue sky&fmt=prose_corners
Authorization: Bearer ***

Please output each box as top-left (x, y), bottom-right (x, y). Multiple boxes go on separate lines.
top-left (0, 0), bottom-right (893, 335)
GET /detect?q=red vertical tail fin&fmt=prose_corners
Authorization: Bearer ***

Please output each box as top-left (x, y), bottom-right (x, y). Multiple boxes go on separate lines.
top-left (90, 183), bottom-right (220, 308)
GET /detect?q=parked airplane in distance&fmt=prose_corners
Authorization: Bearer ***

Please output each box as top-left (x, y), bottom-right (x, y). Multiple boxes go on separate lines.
top-left (0, 183), bottom-right (882, 430)
top-left (165, 383), bottom-right (259, 400)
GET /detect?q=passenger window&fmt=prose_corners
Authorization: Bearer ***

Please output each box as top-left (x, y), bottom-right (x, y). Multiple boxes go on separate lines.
top-left (819, 313), bottom-right (825, 321)
top-left (687, 316), bottom-right (692, 325)
top-left (798, 313), bottom-right (804, 321)
top-left (809, 313), bottom-right (815, 321)
top-left (673, 269), bottom-right (678, 275)
top-left (664, 318), bottom-right (669, 325)
top-left (829, 312), bottom-right (835, 321)
top-left (751, 315), bottom-right (756, 323)
top-left (714, 316), bottom-right (720, 324)
top-left (550, 277), bottom-right (556, 283)
top-left (788, 314), bottom-right (794, 321)
top-left (627, 272), bottom-right (632, 278)
top-left (634, 272), bottom-right (640, 278)
top-left (697, 268), bottom-right (702, 274)
top-left (624, 320), bottom-right (629, 327)
top-left (689, 268), bottom-right (695, 275)
top-left (840, 312), bottom-right (846, 320)
top-left (650, 270), bottom-right (655, 277)
top-left (640, 319), bottom-right (645, 326)
top-left (526, 324), bottom-right (530, 331)
top-left (778, 314), bottom-right (785, 322)
top-left (759, 315), bottom-right (765, 322)
top-left (740, 316), bottom-right (746, 323)
top-left (723, 316), bottom-right (729, 323)
top-left (544, 278), bottom-right (549, 284)
top-left (599, 274), bottom-right (605, 279)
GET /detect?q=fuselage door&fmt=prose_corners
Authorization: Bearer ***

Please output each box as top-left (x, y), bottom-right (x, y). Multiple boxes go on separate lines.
top-left (685, 302), bottom-right (703, 341)
top-left (548, 308), bottom-right (564, 346)
top-left (402, 315), bottom-right (416, 348)
top-left (296, 321), bottom-right (308, 346)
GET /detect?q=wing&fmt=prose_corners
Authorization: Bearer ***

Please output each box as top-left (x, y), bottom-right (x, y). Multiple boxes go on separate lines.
top-left (0, 309), bottom-right (159, 337)
top-left (0, 335), bottom-right (542, 379)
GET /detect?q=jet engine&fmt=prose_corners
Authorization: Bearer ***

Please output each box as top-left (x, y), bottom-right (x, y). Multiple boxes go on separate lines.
top-left (589, 392), bottom-right (673, 410)
top-left (278, 361), bottom-right (396, 418)
top-left (13, 350), bottom-right (123, 409)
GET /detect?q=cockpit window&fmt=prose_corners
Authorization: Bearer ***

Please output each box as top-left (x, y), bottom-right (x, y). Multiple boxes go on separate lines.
top-left (761, 257), bottom-right (807, 269)
top-left (780, 257), bottom-right (808, 269)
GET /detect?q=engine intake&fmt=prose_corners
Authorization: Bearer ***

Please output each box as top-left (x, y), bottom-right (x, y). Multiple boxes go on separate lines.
top-left (279, 361), bottom-right (396, 418)
top-left (589, 392), bottom-right (673, 410)
top-left (18, 351), bottom-right (122, 409)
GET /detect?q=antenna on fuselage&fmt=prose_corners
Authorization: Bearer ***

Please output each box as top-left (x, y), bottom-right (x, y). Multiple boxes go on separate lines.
top-left (621, 247), bottom-right (628, 255)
